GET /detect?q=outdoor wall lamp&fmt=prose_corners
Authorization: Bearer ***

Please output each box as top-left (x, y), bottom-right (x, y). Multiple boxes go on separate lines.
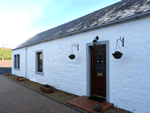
top-left (93, 36), bottom-right (99, 46)
top-left (68, 43), bottom-right (79, 60)
top-left (112, 37), bottom-right (124, 59)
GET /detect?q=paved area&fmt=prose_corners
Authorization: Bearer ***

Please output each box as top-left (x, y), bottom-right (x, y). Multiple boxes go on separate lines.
top-left (0, 60), bottom-right (12, 67)
top-left (0, 75), bottom-right (83, 113)
top-left (0, 68), bottom-right (11, 75)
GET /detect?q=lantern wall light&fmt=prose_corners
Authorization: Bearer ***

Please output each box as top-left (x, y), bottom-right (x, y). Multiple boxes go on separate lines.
top-left (93, 36), bottom-right (99, 46)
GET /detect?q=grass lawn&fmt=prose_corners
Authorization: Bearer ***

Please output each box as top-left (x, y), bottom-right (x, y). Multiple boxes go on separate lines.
top-left (0, 48), bottom-right (12, 60)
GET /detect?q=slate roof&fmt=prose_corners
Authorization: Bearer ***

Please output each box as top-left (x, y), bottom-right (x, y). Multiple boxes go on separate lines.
top-left (12, 0), bottom-right (150, 50)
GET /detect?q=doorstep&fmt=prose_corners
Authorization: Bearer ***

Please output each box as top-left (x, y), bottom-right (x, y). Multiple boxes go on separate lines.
top-left (67, 95), bottom-right (114, 113)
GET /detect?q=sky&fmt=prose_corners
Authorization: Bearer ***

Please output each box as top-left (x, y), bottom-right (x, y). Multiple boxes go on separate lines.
top-left (0, 0), bottom-right (121, 49)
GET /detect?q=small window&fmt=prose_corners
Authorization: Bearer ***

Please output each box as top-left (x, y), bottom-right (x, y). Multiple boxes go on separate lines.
top-left (15, 55), bottom-right (17, 68)
top-left (18, 55), bottom-right (20, 68)
top-left (37, 52), bottom-right (43, 72)
top-left (14, 54), bottom-right (20, 69)
top-left (35, 50), bottom-right (43, 75)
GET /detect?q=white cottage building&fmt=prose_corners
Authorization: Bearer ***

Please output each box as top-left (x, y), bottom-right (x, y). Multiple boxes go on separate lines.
top-left (12, 0), bottom-right (150, 112)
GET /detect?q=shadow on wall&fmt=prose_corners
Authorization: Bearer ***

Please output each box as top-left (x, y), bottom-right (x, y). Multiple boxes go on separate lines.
top-left (0, 68), bottom-right (11, 75)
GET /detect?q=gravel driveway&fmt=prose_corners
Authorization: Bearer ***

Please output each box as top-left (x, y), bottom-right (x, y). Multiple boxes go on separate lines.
top-left (0, 75), bottom-right (83, 113)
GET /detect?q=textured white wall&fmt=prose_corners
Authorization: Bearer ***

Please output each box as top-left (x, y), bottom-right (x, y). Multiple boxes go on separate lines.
top-left (12, 48), bottom-right (26, 77)
top-left (12, 16), bottom-right (150, 113)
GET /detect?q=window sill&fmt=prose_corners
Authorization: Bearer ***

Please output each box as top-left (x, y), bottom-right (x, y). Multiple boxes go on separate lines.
top-left (35, 71), bottom-right (44, 76)
top-left (14, 68), bottom-right (20, 71)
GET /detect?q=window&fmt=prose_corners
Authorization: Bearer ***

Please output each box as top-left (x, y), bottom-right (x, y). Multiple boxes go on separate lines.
top-left (15, 55), bottom-right (16, 68)
top-left (37, 52), bottom-right (43, 72)
top-left (14, 54), bottom-right (20, 69)
top-left (18, 55), bottom-right (20, 68)
top-left (35, 50), bottom-right (43, 75)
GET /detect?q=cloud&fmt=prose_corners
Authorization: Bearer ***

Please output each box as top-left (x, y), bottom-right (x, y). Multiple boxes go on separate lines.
top-left (0, 0), bottom-right (52, 49)
top-left (0, 13), bottom-right (29, 48)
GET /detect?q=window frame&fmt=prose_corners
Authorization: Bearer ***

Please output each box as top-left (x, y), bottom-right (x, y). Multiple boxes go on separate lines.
top-left (14, 54), bottom-right (20, 70)
top-left (35, 50), bottom-right (44, 75)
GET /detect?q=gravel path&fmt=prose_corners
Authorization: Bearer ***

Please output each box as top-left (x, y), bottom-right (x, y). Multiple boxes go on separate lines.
top-left (0, 75), bottom-right (83, 113)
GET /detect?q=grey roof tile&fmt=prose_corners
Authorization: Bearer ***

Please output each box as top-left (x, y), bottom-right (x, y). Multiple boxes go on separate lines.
top-left (13, 0), bottom-right (150, 50)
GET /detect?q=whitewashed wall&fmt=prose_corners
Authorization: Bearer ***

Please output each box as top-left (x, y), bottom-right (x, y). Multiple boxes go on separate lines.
top-left (12, 48), bottom-right (26, 77)
top-left (12, 16), bottom-right (150, 113)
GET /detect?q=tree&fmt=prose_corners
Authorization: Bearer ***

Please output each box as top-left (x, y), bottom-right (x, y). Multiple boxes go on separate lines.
top-left (0, 41), bottom-right (11, 61)
top-left (0, 52), bottom-right (5, 61)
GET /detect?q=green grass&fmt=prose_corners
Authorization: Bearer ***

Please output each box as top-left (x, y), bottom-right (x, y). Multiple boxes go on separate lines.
top-left (0, 48), bottom-right (12, 59)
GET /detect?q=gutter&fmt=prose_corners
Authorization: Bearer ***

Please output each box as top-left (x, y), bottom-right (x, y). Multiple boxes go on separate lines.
top-left (11, 11), bottom-right (150, 51)
top-left (25, 47), bottom-right (27, 78)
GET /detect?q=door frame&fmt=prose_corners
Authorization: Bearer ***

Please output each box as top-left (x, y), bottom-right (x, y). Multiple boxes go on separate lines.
top-left (86, 40), bottom-right (110, 102)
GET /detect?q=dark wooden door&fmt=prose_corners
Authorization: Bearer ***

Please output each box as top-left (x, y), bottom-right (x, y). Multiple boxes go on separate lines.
top-left (91, 44), bottom-right (106, 98)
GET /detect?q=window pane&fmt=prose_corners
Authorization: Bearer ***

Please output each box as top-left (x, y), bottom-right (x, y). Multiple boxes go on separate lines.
top-left (38, 53), bottom-right (39, 71)
top-left (18, 55), bottom-right (20, 68)
top-left (95, 50), bottom-right (106, 73)
top-left (15, 55), bottom-right (16, 68)
top-left (38, 52), bottom-right (42, 72)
